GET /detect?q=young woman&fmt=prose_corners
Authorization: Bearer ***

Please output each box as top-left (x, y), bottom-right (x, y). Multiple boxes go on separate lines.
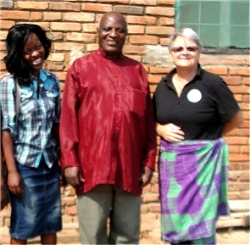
top-left (153, 28), bottom-right (243, 245)
top-left (0, 24), bottom-right (62, 245)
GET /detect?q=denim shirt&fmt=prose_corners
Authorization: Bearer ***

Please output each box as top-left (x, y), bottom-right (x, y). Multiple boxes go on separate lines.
top-left (0, 69), bottom-right (60, 168)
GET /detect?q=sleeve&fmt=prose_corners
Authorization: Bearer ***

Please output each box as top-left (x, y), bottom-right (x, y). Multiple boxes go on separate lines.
top-left (59, 62), bottom-right (81, 169)
top-left (141, 66), bottom-right (157, 170)
top-left (54, 76), bottom-right (61, 124)
top-left (214, 77), bottom-right (240, 123)
top-left (0, 76), bottom-right (16, 136)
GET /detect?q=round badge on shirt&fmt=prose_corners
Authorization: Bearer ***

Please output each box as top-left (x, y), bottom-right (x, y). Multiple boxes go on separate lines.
top-left (187, 89), bottom-right (202, 103)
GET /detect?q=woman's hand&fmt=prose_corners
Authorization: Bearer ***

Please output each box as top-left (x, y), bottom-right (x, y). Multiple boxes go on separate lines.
top-left (7, 170), bottom-right (23, 197)
top-left (156, 123), bottom-right (184, 143)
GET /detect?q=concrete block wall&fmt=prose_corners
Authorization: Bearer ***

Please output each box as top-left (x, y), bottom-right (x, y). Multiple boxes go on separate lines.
top-left (0, 0), bottom-right (249, 232)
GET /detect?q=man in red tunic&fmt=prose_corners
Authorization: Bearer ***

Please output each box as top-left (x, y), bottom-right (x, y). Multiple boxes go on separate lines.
top-left (60, 11), bottom-right (156, 244)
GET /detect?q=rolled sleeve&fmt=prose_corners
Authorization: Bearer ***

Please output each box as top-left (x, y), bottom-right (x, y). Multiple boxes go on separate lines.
top-left (0, 75), bottom-right (16, 136)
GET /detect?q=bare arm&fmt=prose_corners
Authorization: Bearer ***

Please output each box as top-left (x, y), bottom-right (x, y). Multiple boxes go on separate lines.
top-left (222, 111), bottom-right (244, 136)
top-left (2, 130), bottom-right (23, 197)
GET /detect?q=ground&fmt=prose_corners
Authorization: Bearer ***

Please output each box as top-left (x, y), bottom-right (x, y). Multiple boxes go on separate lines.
top-left (1, 226), bottom-right (249, 244)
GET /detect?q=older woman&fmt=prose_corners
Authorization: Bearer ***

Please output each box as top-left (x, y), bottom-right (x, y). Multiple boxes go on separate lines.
top-left (153, 28), bottom-right (243, 245)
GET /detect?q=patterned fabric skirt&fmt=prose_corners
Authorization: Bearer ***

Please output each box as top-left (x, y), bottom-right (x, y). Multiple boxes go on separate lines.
top-left (9, 158), bottom-right (62, 240)
top-left (158, 138), bottom-right (229, 243)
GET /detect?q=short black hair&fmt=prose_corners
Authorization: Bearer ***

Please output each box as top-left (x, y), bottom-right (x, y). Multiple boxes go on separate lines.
top-left (4, 24), bottom-right (52, 85)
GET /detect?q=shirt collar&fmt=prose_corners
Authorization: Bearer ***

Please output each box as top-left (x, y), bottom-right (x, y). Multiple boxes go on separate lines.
top-left (163, 64), bottom-right (203, 87)
top-left (97, 49), bottom-right (123, 61)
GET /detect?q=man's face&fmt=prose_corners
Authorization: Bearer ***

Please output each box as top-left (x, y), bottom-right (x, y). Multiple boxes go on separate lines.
top-left (98, 13), bottom-right (127, 58)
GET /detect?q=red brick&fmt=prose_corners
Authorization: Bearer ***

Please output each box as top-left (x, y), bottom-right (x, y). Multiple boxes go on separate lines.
top-left (229, 67), bottom-right (249, 76)
top-left (29, 12), bottom-right (43, 21)
top-left (54, 42), bottom-right (84, 51)
top-left (1, 10), bottom-right (30, 20)
top-left (50, 2), bottom-right (80, 11)
top-left (127, 15), bottom-right (156, 25)
top-left (159, 17), bottom-right (174, 26)
top-left (82, 3), bottom-right (112, 12)
top-left (229, 153), bottom-right (249, 162)
top-left (146, 26), bottom-right (174, 35)
top-left (61, 197), bottom-right (76, 207)
top-left (228, 145), bottom-right (240, 154)
top-left (223, 76), bottom-right (242, 86)
top-left (128, 25), bottom-right (145, 34)
top-left (16, 1), bottom-right (48, 10)
top-left (229, 163), bottom-right (241, 171)
top-left (43, 12), bottom-right (62, 21)
top-left (99, 0), bottom-right (129, 2)
top-left (86, 44), bottom-right (99, 52)
top-left (225, 136), bottom-right (248, 145)
top-left (158, 0), bottom-right (176, 4)
top-left (51, 22), bottom-right (81, 32)
top-left (145, 6), bottom-right (175, 16)
top-left (205, 66), bottom-right (228, 76)
top-left (149, 203), bottom-right (161, 213)
top-left (243, 77), bottom-right (250, 86)
top-left (130, 35), bottom-right (158, 45)
top-left (66, 33), bottom-right (96, 43)
top-left (150, 67), bottom-right (171, 74)
top-left (148, 75), bottom-right (162, 84)
top-left (160, 38), bottom-right (170, 46)
top-left (65, 206), bottom-right (77, 215)
top-left (142, 184), bottom-right (151, 194)
top-left (0, 20), bottom-right (15, 29)
top-left (123, 45), bottom-right (145, 54)
top-left (63, 12), bottom-right (95, 22)
top-left (241, 145), bottom-right (250, 154)
top-left (229, 85), bottom-right (250, 94)
top-left (114, 5), bottom-right (144, 14)
top-left (130, 0), bottom-right (157, 5)
top-left (220, 55), bottom-right (249, 66)
top-left (228, 192), bottom-right (239, 200)
top-left (0, 31), bottom-right (8, 41)
top-left (50, 32), bottom-right (63, 41)
top-left (141, 204), bottom-right (149, 213)
top-left (83, 23), bottom-right (98, 33)
top-left (239, 191), bottom-right (250, 199)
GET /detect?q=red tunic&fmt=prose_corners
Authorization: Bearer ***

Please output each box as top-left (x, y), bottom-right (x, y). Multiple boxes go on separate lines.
top-left (60, 49), bottom-right (156, 195)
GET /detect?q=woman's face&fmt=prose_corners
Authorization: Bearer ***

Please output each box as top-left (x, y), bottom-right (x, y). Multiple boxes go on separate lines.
top-left (23, 32), bottom-right (45, 77)
top-left (170, 36), bottom-right (200, 70)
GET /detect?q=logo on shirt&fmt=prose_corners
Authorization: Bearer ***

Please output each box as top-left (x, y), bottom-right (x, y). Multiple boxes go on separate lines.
top-left (187, 89), bottom-right (202, 103)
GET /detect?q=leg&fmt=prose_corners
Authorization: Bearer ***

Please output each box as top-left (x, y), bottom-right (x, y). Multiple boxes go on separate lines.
top-left (41, 233), bottom-right (57, 245)
top-left (10, 238), bottom-right (27, 245)
top-left (109, 186), bottom-right (141, 244)
top-left (77, 185), bottom-right (113, 244)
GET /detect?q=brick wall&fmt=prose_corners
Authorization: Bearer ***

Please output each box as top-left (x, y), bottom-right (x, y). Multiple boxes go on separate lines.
top-left (0, 0), bottom-right (249, 232)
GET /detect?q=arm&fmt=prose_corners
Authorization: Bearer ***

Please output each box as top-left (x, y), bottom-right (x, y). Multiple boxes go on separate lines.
top-left (222, 110), bottom-right (244, 136)
top-left (140, 71), bottom-right (157, 187)
top-left (2, 130), bottom-right (23, 197)
top-left (60, 64), bottom-right (84, 188)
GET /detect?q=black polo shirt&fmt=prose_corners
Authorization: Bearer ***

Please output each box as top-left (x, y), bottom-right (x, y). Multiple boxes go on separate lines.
top-left (153, 65), bottom-right (240, 140)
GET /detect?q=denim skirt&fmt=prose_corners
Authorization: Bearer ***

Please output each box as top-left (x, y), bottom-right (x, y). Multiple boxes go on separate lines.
top-left (9, 158), bottom-right (62, 240)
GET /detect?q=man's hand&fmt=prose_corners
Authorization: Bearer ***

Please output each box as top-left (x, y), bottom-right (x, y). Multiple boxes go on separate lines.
top-left (140, 166), bottom-right (153, 187)
top-left (64, 166), bottom-right (84, 188)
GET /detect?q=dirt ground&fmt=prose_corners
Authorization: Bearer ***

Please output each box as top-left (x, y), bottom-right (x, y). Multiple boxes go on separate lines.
top-left (1, 226), bottom-right (249, 244)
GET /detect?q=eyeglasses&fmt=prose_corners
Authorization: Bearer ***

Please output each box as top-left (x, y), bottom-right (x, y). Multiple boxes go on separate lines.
top-left (171, 46), bottom-right (199, 53)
